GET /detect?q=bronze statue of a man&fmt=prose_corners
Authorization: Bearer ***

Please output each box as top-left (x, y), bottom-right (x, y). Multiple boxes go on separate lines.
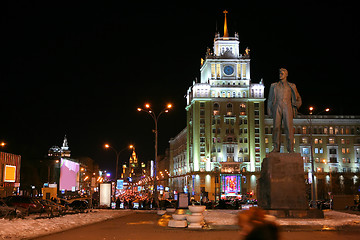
top-left (267, 68), bottom-right (302, 152)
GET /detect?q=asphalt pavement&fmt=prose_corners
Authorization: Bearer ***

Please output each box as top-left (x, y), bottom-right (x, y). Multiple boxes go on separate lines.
top-left (31, 212), bottom-right (360, 240)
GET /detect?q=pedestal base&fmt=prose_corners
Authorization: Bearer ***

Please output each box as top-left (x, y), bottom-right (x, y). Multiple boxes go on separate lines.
top-left (258, 152), bottom-right (308, 210)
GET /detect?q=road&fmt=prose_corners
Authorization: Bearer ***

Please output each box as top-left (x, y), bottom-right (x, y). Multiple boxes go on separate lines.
top-left (32, 212), bottom-right (360, 240)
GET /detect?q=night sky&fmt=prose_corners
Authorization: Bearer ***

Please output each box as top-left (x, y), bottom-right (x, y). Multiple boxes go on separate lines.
top-left (3, 2), bottom-right (359, 175)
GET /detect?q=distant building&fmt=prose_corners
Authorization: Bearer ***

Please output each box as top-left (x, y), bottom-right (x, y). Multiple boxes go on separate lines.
top-left (0, 152), bottom-right (21, 197)
top-left (48, 135), bottom-right (71, 158)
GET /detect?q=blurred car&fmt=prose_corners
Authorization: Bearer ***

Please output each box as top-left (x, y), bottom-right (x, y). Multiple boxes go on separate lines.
top-left (5, 196), bottom-right (44, 214)
top-left (39, 199), bottom-right (67, 216)
top-left (67, 200), bottom-right (89, 212)
top-left (0, 199), bottom-right (20, 218)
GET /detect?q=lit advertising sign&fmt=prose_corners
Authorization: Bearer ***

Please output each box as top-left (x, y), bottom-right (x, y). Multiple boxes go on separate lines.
top-left (4, 165), bottom-right (16, 182)
top-left (117, 179), bottom-right (124, 190)
top-left (221, 175), bottom-right (241, 196)
top-left (100, 183), bottom-right (111, 207)
top-left (59, 158), bottom-right (80, 191)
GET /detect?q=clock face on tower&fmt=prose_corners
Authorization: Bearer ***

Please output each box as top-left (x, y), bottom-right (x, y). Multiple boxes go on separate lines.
top-left (224, 65), bottom-right (234, 75)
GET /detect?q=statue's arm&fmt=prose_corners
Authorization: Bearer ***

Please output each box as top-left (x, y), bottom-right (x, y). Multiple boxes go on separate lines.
top-left (267, 84), bottom-right (274, 118)
top-left (293, 85), bottom-right (302, 109)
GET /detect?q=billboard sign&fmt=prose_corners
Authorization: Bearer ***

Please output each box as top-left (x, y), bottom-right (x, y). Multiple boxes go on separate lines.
top-left (59, 158), bottom-right (80, 191)
top-left (4, 165), bottom-right (16, 182)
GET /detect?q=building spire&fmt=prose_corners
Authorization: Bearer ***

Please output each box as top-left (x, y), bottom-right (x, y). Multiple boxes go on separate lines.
top-left (223, 10), bottom-right (229, 37)
top-left (62, 135), bottom-right (69, 150)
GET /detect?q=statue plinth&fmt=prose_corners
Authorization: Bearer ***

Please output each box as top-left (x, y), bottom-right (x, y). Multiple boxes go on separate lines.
top-left (258, 152), bottom-right (324, 218)
top-left (258, 152), bottom-right (307, 210)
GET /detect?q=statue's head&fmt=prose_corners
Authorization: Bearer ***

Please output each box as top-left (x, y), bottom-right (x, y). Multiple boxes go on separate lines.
top-left (279, 68), bottom-right (288, 80)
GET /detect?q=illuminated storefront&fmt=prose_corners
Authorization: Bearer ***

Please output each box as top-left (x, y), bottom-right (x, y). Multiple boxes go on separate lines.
top-left (220, 174), bottom-right (241, 199)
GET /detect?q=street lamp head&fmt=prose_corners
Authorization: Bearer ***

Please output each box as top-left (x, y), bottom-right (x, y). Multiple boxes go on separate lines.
top-left (309, 106), bottom-right (314, 111)
top-left (145, 103), bottom-right (151, 109)
top-left (167, 103), bottom-right (172, 109)
top-left (137, 108), bottom-right (142, 112)
top-left (325, 108), bottom-right (330, 112)
top-left (104, 144), bottom-right (110, 148)
top-left (129, 144), bottom-right (134, 149)
top-left (0, 142), bottom-right (6, 147)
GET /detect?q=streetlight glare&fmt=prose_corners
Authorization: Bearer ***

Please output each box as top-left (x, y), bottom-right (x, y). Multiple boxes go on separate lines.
top-left (167, 104), bottom-right (172, 109)
top-left (129, 145), bottom-right (134, 149)
top-left (137, 108), bottom-right (142, 112)
top-left (309, 106), bottom-right (314, 111)
top-left (325, 108), bottom-right (330, 112)
top-left (145, 103), bottom-right (151, 108)
top-left (104, 144), bottom-right (110, 148)
top-left (0, 142), bottom-right (6, 147)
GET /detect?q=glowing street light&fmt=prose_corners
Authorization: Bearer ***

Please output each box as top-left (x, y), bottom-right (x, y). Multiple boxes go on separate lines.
top-left (104, 143), bottom-right (134, 181)
top-left (137, 103), bottom-right (172, 208)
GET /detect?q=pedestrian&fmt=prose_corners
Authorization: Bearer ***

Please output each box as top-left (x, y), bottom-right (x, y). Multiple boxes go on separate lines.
top-left (238, 207), bottom-right (279, 240)
top-left (116, 197), bottom-right (121, 209)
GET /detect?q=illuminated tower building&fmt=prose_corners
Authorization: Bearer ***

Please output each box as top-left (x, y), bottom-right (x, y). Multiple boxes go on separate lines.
top-left (129, 149), bottom-right (138, 168)
top-left (61, 135), bottom-right (71, 158)
top-left (185, 11), bottom-right (265, 201)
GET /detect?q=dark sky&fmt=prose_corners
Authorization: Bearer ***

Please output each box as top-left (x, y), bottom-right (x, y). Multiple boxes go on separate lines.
top-left (2, 2), bottom-right (359, 173)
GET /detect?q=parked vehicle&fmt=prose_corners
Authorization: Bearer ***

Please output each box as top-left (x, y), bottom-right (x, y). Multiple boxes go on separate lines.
top-left (39, 199), bottom-right (67, 217)
top-left (67, 200), bottom-right (89, 212)
top-left (0, 199), bottom-right (20, 218)
top-left (5, 196), bottom-right (44, 214)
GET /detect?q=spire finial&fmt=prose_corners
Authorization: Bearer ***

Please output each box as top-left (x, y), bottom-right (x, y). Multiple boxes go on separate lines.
top-left (223, 10), bottom-right (229, 37)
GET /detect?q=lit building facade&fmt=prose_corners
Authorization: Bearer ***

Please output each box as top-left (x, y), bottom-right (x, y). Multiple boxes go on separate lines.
top-left (264, 115), bottom-right (360, 199)
top-left (0, 152), bottom-right (21, 197)
top-left (182, 13), bottom-right (265, 201)
top-left (169, 12), bottom-right (360, 202)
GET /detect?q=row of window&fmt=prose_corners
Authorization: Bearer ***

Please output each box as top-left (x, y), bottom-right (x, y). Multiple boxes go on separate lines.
top-left (265, 126), bottom-right (360, 135)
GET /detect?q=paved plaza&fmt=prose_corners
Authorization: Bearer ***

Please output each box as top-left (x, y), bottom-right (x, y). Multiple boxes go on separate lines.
top-left (31, 211), bottom-right (360, 240)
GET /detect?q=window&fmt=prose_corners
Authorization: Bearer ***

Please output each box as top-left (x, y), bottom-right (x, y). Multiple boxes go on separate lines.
top-left (242, 64), bottom-right (246, 78)
top-left (216, 64), bottom-right (221, 78)
top-left (329, 148), bottom-right (337, 154)
top-left (237, 64), bottom-right (241, 78)
top-left (302, 126), bottom-right (307, 134)
top-left (211, 64), bottom-right (216, 78)
top-left (324, 127), bottom-right (328, 134)
top-left (329, 138), bottom-right (335, 144)
top-left (240, 103), bottom-right (246, 115)
top-left (226, 103), bottom-right (233, 115)
top-left (303, 148), bottom-right (310, 155)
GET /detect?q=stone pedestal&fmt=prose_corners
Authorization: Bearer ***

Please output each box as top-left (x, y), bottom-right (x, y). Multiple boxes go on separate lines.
top-left (258, 152), bottom-right (307, 210)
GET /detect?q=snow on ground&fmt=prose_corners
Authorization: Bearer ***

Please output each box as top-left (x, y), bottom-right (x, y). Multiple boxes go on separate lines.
top-left (0, 210), bottom-right (132, 240)
top-left (204, 209), bottom-right (360, 227)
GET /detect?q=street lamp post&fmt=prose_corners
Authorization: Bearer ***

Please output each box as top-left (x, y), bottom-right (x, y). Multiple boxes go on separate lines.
top-left (137, 103), bottom-right (172, 208)
top-left (308, 106), bottom-right (330, 208)
top-left (104, 144), bottom-right (134, 181)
